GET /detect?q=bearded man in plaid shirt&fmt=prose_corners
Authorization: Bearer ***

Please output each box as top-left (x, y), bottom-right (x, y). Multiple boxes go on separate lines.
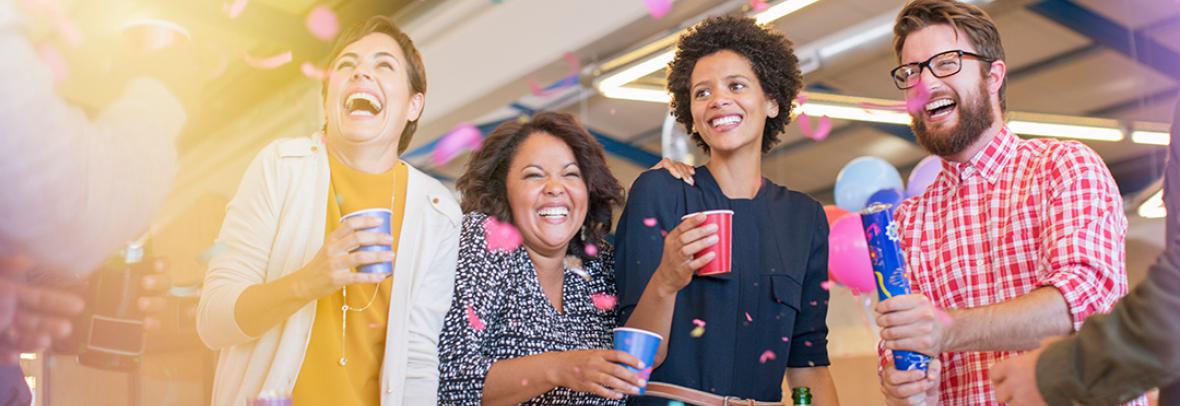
top-left (873, 1), bottom-right (1139, 405)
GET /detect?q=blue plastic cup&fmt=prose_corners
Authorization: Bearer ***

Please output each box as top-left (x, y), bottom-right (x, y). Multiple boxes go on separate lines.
top-left (612, 327), bottom-right (662, 395)
top-left (340, 208), bottom-right (393, 274)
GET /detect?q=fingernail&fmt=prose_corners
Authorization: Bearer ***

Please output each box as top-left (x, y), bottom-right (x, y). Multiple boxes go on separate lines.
top-left (638, 379), bottom-right (647, 386)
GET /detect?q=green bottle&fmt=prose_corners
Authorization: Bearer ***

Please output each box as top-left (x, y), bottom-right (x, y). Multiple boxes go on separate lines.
top-left (791, 386), bottom-right (812, 406)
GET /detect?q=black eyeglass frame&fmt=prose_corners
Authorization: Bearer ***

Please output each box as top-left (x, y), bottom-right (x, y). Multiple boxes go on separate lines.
top-left (890, 50), bottom-right (996, 90)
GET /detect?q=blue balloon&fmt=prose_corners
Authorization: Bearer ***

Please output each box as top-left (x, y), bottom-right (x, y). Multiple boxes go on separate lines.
top-left (867, 188), bottom-right (904, 208)
top-left (834, 156), bottom-right (904, 212)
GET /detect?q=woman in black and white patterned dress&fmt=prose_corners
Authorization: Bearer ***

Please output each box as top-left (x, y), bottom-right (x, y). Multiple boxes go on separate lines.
top-left (437, 112), bottom-right (689, 405)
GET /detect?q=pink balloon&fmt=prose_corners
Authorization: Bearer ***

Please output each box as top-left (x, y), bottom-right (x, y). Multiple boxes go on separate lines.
top-left (827, 215), bottom-right (874, 295)
top-left (822, 204), bottom-right (850, 227)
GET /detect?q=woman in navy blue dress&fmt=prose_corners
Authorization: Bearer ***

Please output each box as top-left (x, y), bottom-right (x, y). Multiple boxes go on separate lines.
top-left (615, 16), bottom-right (838, 405)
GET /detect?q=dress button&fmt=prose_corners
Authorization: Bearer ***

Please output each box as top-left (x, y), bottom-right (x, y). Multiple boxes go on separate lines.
top-left (311, 146), bottom-right (318, 152)
top-left (432, 197), bottom-right (440, 204)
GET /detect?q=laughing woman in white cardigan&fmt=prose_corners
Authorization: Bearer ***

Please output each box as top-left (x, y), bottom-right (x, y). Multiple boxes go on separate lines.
top-left (197, 16), bottom-right (460, 406)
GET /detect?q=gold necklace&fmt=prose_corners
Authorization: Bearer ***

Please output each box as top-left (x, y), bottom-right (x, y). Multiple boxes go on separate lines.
top-left (329, 159), bottom-right (392, 367)
top-left (338, 283), bottom-right (381, 366)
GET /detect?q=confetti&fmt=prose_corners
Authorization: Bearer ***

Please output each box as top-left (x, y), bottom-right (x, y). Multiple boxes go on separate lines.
top-left (590, 293), bottom-right (617, 312)
top-left (520, 379), bottom-right (528, 386)
top-left (820, 280), bottom-right (834, 291)
top-left (809, 300), bottom-right (818, 307)
top-left (122, 19), bottom-right (190, 52)
top-left (759, 350), bottom-right (776, 364)
top-left (36, 43), bottom-right (68, 85)
top-left (643, 218), bottom-right (658, 227)
top-left (431, 123), bottom-right (483, 166)
top-left (750, 0), bottom-right (769, 11)
top-left (906, 80), bottom-right (931, 115)
top-left (781, 336), bottom-right (790, 342)
top-left (745, 312), bottom-right (753, 322)
top-left (797, 112), bottom-right (833, 141)
top-left (206, 50), bottom-right (230, 80)
top-left (804, 340), bottom-right (813, 347)
top-left (224, 0), bottom-right (248, 19)
top-left (301, 61), bottom-right (327, 81)
top-left (368, 322), bottom-right (380, 329)
top-left (306, 5), bottom-right (339, 41)
top-left (644, 0), bottom-right (673, 19)
top-left (584, 243), bottom-right (598, 257)
top-left (690, 319), bottom-right (706, 338)
top-left (242, 50), bottom-right (292, 69)
top-left (484, 217), bottom-right (523, 252)
top-left (465, 302), bottom-right (485, 331)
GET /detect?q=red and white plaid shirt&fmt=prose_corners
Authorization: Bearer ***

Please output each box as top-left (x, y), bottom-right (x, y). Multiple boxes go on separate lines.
top-left (888, 127), bottom-right (1136, 405)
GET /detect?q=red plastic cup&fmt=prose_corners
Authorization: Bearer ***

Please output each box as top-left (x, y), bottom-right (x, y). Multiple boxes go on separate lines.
top-left (682, 210), bottom-right (733, 276)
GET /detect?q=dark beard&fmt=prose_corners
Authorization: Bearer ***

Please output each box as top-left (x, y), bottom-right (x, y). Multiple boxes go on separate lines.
top-left (911, 82), bottom-right (994, 157)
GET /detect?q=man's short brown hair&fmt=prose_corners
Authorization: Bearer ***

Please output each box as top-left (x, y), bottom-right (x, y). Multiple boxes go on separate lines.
top-left (894, 0), bottom-right (1006, 111)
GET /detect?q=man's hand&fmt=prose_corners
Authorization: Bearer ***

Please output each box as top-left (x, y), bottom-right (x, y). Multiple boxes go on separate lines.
top-left (876, 294), bottom-right (952, 356)
top-left (880, 352), bottom-right (941, 406)
top-left (991, 338), bottom-right (1059, 406)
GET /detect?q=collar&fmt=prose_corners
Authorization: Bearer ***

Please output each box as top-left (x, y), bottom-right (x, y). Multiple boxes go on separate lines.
top-left (944, 126), bottom-right (1016, 184)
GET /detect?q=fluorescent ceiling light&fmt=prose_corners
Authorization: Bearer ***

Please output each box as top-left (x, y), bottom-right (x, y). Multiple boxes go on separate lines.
top-left (798, 102), bottom-right (911, 125)
top-left (597, 51), bottom-right (674, 91)
top-left (754, 0), bottom-right (822, 25)
top-left (600, 86), bottom-right (671, 103)
top-left (1132, 130), bottom-right (1170, 145)
top-left (1138, 188), bottom-right (1165, 219)
top-left (1007, 120), bottom-right (1124, 142)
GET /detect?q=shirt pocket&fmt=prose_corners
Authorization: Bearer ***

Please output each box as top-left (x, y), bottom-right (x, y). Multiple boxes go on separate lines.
top-left (769, 274), bottom-right (803, 313)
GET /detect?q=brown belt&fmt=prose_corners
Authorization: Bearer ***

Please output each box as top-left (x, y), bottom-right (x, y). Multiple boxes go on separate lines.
top-left (644, 382), bottom-right (785, 406)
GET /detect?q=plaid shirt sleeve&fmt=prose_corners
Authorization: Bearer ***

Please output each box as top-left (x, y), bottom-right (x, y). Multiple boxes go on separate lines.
top-left (1036, 142), bottom-right (1129, 332)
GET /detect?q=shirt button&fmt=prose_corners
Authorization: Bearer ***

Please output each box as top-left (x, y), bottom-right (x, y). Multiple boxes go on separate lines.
top-left (311, 146), bottom-right (318, 152)
top-left (432, 197), bottom-right (440, 204)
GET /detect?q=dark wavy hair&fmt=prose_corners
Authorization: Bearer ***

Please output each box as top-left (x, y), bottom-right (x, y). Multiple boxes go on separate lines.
top-left (666, 15), bottom-right (803, 154)
top-left (456, 112), bottom-right (625, 257)
top-left (321, 15), bottom-right (427, 154)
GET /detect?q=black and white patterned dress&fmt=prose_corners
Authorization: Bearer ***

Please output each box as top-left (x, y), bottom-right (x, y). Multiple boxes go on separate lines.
top-left (437, 212), bottom-right (622, 405)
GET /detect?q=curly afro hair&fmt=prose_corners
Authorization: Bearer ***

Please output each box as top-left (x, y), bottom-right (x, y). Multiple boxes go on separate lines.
top-left (666, 15), bottom-right (803, 154)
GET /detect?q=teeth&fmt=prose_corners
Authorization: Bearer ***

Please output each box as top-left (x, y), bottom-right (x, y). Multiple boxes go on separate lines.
top-left (538, 207), bottom-right (569, 217)
top-left (925, 99), bottom-right (953, 112)
top-left (345, 92), bottom-right (383, 113)
top-left (710, 115), bottom-right (741, 127)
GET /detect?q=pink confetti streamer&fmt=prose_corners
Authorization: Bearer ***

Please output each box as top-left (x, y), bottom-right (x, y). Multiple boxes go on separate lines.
top-left (224, 0), bottom-right (248, 19)
top-left (432, 123), bottom-right (484, 166)
top-left (465, 302), bottom-right (485, 331)
top-left (692, 318), bottom-right (706, 327)
top-left (906, 80), bottom-right (931, 115)
top-left (820, 280), bottom-right (834, 291)
top-left (122, 19), bottom-right (190, 52)
top-left (781, 336), bottom-right (790, 342)
top-left (301, 61), bottom-right (327, 81)
top-left (306, 5), bottom-right (339, 41)
top-left (804, 340), bottom-right (813, 347)
top-left (644, 0), bottom-right (673, 19)
top-left (797, 112), bottom-right (833, 141)
top-left (242, 50), bottom-right (292, 69)
top-left (483, 217), bottom-right (523, 252)
top-left (750, 0), bottom-right (770, 11)
top-left (36, 43), bottom-right (68, 85)
top-left (590, 293), bottom-right (617, 312)
top-left (745, 312), bottom-right (753, 322)
top-left (759, 350), bottom-right (777, 364)
top-left (643, 218), bottom-right (658, 227)
top-left (584, 243), bottom-right (598, 257)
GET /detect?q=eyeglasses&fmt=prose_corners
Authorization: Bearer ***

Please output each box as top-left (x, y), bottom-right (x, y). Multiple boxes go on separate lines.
top-left (890, 50), bottom-right (996, 89)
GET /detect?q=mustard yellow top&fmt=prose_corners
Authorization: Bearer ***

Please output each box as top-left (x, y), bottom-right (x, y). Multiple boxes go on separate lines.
top-left (292, 154), bottom-right (408, 406)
